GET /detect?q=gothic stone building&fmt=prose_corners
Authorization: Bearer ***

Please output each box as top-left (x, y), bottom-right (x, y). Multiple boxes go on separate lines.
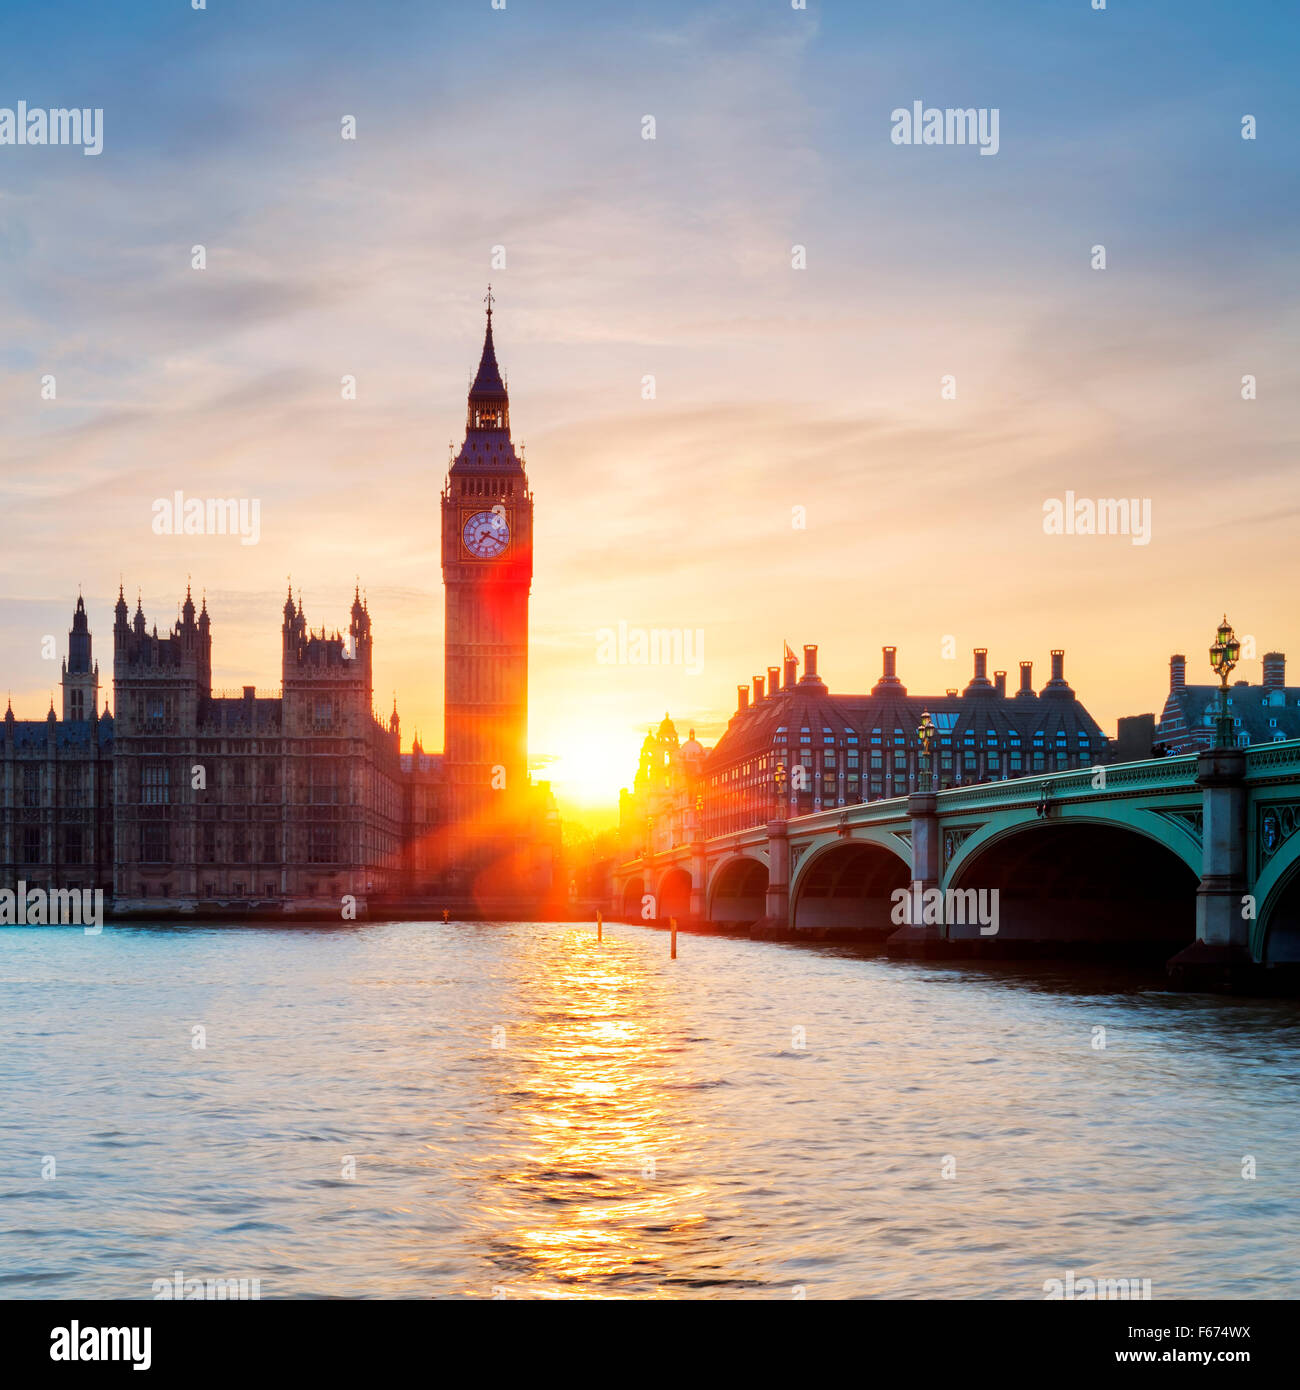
top-left (110, 584), bottom-right (403, 913)
top-left (2, 304), bottom-right (558, 916)
top-left (1, 596), bottom-right (114, 897)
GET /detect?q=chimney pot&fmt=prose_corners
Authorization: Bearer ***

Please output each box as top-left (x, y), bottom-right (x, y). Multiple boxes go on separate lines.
top-left (753, 675), bottom-right (765, 703)
top-left (1051, 649), bottom-right (1065, 683)
top-left (803, 644), bottom-right (819, 679)
top-left (1018, 661), bottom-right (1034, 695)
top-left (1170, 654), bottom-right (1186, 691)
top-left (883, 646), bottom-right (897, 680)
top-left (1263, 652), bottom-right (1286, 692)
top-left (737, 684), bottom-right (749, 711)
top-left (768, 664), bottom-right (781, 695)
top-left (783, 650), bottom-right (798, 688)
top-left (994, 670), bottom-right (1007, 697)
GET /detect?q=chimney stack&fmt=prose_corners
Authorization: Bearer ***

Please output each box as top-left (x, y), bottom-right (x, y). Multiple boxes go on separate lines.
top-left (1264, 652), bottom-right (1286, 692)
top-left (803, 644), bottom-right (818, 678)
top-left (768, 665), bottom-right (781, 696)
top-left (994, 669), bottom-right (1007, 698)
top-left (1043, 649), bottom-right (1073, 695)
top-left (872, 645), bottom-right (906, 694)
top-left (737, 684), bottom-right (749, 712)
top-left (1016, 661), bottom-right (1037, 698)
top-left (965, 647), bottom-right (993, 694)
top-left (783, 648), bottom-right (798, 690)
top-left (753, 675), bottom-right (765, 703)
top-left (1170, 654), bottom-right (1186, 691)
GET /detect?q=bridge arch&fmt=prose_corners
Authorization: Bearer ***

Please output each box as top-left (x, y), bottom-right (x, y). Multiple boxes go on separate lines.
top-left (1253, 839), bottom-right (1300, 964)
top-left (789, 836), bottom-right (910, 935)
top-left (944, 814), bottom-right (1198, 947)
top-left (656, 866), bottom-right (693, 922)
top-left (943, 806), bottom-right (1201, 891)
top-left (620, 874), bottom-right (645, 922)
top-left (708, 854), bottom-right (768, 924)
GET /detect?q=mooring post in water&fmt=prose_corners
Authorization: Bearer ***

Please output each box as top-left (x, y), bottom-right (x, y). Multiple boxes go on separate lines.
top-left (670, 916), bottom-right (677, 959)
top-left (597, 910), bottom-right (603, 942)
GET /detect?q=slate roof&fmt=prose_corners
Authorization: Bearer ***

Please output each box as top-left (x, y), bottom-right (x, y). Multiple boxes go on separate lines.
top-left (198, 697), bottom-right (283, 733)
top-left (710, 680), bottom-right (1106, 767)
top-left (469, 315), bottom-right (507, 397)
top-left (1158, 683), bottom-right (1300, 749)
top-left (4, 717), bottom-right (114, 753)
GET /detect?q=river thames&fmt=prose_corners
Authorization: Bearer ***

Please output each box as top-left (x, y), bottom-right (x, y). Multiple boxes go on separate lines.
top-left (1, 920), bottom-right (1296, 1299)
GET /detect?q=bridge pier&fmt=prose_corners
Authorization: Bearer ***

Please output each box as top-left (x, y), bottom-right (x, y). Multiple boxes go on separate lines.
top-left (1168, 748), bottom-right (1261, 990)
top-left (689, 807), bottom-right (706, 919)
top-left (885, 793), bottom-right (953, 957)
top-left (751, 819), bottom-right (790, 934)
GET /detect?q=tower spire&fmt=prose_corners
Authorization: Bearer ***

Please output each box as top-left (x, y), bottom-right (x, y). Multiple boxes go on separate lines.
top-left (467, 289), bottom-right (508, 431)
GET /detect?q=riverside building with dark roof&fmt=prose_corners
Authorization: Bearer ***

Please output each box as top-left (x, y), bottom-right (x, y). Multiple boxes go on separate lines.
top-left (619, 642), bottom-right (1110, 849)
top-left (1155, 650), bottom-right (1300, 754)
top-left (701, 643), bottom-right (1108, 837)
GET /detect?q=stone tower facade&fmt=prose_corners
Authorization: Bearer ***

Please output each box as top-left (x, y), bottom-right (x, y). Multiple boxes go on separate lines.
top-left (61, 594), bottom-right (99, 722)
top-left (440, 295), bottom-right (534, 876)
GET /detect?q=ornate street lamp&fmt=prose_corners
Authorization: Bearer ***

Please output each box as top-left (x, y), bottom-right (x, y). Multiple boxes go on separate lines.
top-left (917, 711), bottom-right (936, 792)
top-left (1209, 615), bottom-right (1241, 749)
top-left (774, 761), bottom-right (787, 819)
top-left (644, 814), bottom-right (655, 862)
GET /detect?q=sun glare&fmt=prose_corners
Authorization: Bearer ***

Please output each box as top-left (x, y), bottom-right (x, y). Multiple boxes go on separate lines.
top-left (540, 725), bottom-right (639, 812)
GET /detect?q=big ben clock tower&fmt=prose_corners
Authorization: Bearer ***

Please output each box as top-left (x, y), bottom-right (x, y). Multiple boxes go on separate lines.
top-left (441, 290), bottom-right (533, 869)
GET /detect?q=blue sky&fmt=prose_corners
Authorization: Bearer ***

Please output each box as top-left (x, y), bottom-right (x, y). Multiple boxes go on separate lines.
top-left (1, 0), bottom-right (1297, 815)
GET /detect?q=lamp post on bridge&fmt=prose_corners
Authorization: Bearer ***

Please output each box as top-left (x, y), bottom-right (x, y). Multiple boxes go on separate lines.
top-left (887, 711), bottom-right (942, 955)
top-left (1209, 616), bottom-right (1241, 750)
top-left (1166, 614), bottom-right (1253, 987)
top-left (773, 761), bottom-right (788, 821)
top-left (917, 711), bottom-right (936, 794)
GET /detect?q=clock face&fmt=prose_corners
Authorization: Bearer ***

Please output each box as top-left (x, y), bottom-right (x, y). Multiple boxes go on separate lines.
top-left (462, 508), bottom-right (510, 559)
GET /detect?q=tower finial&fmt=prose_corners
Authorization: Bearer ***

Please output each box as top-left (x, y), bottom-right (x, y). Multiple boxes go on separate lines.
top-left (484, 283), bottom-right (494, 320)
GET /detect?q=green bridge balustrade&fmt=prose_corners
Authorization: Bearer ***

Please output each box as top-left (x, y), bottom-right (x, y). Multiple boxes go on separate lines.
top-left (612, 741), bottom-right (1300, 988)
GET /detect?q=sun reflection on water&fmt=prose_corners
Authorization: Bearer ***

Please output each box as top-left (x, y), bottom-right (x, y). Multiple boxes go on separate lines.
top-left (471, 927), bottom-right (715, 1298)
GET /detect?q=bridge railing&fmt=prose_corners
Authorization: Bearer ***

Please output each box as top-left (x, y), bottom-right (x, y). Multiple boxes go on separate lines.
top-left (1245, 738), bottom-right (1300, 781)
top-left (620, 746), bottom-right (1294, 872)
top-left (700, 752), bottom-right (1205, 846)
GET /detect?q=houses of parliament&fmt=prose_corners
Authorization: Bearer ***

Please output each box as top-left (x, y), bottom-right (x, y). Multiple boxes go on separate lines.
top-left (0, 305), bottom-right (560, 916)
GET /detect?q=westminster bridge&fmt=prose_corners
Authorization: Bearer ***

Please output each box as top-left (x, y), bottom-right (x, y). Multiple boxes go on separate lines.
top-left (610, 743), bottom-right (1300, 986)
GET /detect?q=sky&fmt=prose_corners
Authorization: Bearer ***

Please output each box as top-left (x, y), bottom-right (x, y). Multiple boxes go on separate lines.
top-left (1, 0), bottom-right (1298, 826)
